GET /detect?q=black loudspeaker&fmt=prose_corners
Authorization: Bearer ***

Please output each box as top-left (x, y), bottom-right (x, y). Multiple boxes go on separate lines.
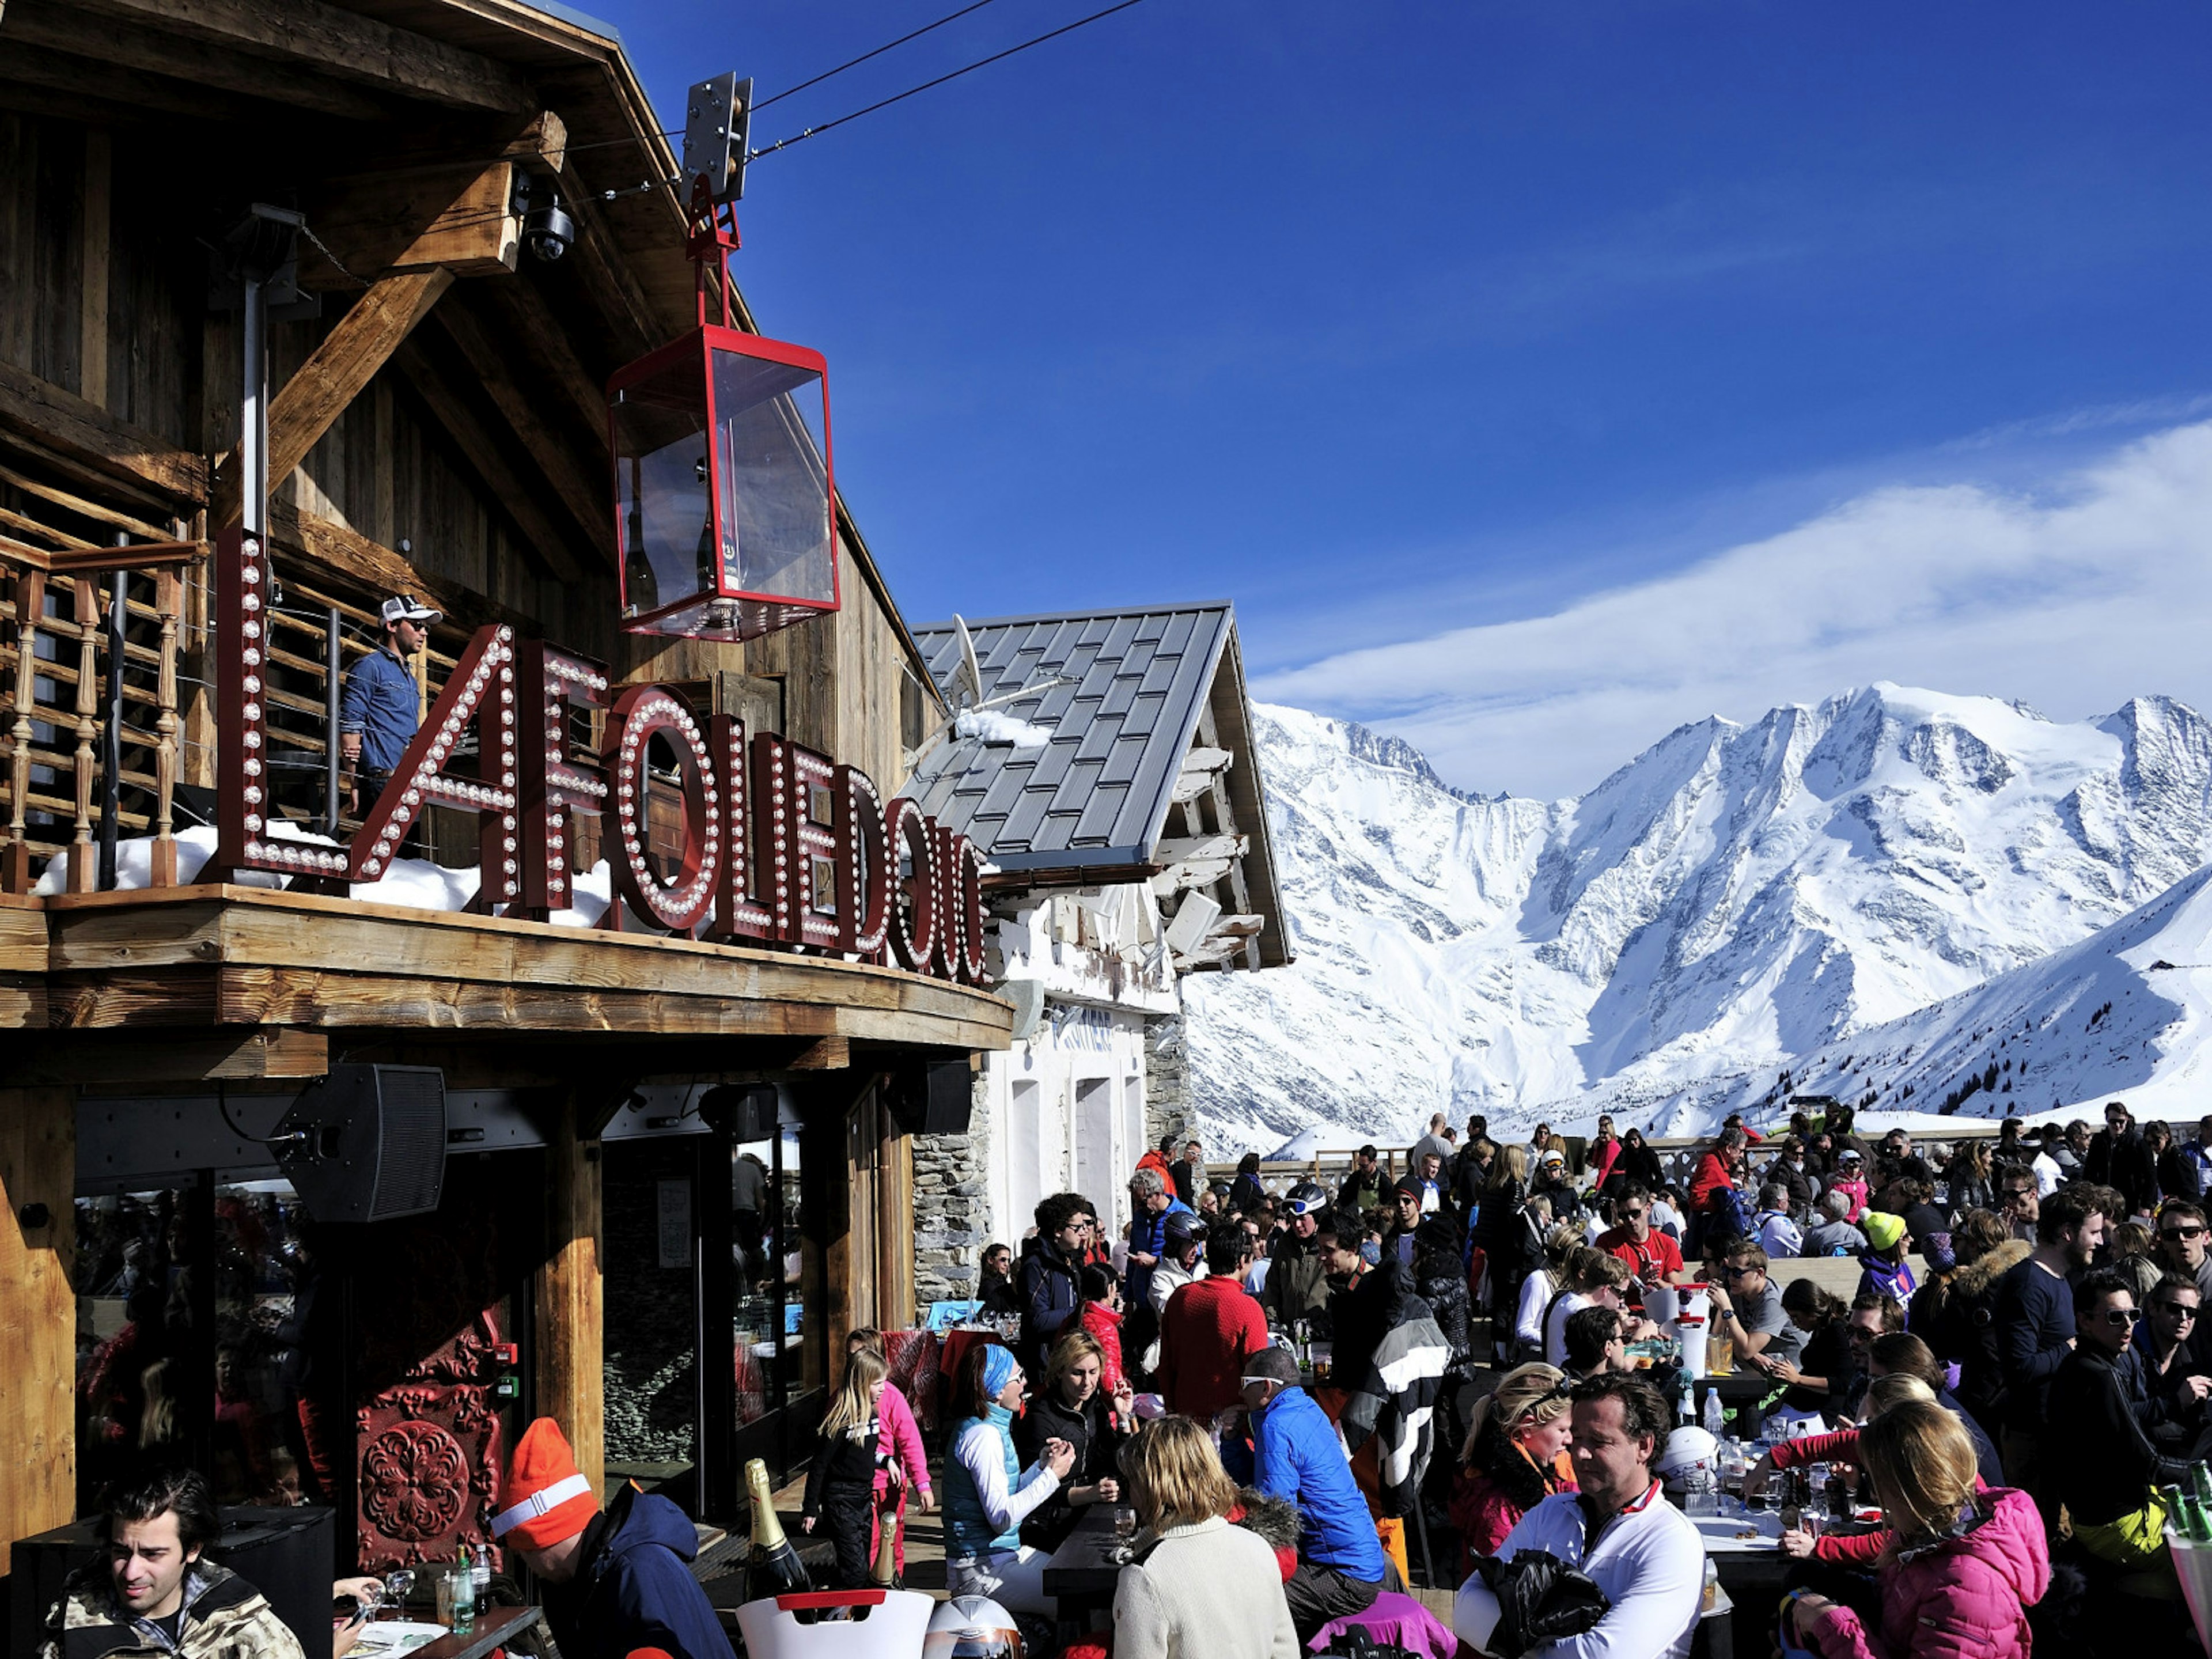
top-left (275, 1064), bottom-right (447, 1222)
top-left (887, 1060), bottom-right (976, 1136)
top-left (698, 1082), bottom-right (779, 1142)
top-left (922, 1061), bottom-right (975, 1134)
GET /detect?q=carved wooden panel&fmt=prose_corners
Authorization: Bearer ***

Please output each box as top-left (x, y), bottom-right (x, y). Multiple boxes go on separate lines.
top-left (353, 1208), bottom-right (509, 1573)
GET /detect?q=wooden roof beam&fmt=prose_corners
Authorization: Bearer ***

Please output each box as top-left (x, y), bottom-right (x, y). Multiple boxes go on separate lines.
top-left (0, 360), bottom-right (208, 505)
top-left (3, 0), bottom-right (401, 123)
top-left (429, 290), bottom-right (615, 567)
top-left (0, 37), bottom-right (264, 125)
top-left (387, 336), bottom-right (588, 584)
top-left (267, 499), bottom-right (537, 639)
top-left (300, 162), bottom-right (521, 291)
top-left (214, 268), bottom-right (455, 527)
top-left (66, 0), bottom-right (533, 113)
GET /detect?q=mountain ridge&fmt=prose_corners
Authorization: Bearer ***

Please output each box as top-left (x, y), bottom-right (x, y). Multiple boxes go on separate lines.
top-left (1182, 683), bottom-right (2212, 1148)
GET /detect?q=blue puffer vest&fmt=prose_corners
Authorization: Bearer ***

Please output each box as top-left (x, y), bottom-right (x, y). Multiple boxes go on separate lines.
top-left (944, 1403), bottom-right (1021, 1559)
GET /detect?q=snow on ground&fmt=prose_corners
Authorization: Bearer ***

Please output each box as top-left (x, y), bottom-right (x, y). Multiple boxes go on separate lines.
top-left (35, 824), bottom-right (618, 926)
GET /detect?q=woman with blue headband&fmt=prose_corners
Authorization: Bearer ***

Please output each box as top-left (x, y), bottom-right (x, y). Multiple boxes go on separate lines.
top-left (943, 1341), bottom-right (1076, 1609)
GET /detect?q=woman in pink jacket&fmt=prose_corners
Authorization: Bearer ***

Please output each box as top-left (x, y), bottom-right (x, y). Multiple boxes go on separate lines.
top-left (849, 1327), bottom-right (933, 1578)
top-left (1787, 1400), bottom-right (2047, 1659)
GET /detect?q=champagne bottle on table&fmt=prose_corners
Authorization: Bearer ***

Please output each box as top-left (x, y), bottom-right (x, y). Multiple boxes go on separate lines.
top-left (745, 1458), bottom-right (812, 1600)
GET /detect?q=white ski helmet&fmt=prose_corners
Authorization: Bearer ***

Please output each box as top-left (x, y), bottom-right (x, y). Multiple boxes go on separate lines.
top-left (923, 1593), bottom-right (1024, 1659)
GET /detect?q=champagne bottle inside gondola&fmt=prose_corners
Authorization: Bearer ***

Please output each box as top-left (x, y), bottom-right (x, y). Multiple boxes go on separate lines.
top-left (745, 1458), bottom-right (812, 1600)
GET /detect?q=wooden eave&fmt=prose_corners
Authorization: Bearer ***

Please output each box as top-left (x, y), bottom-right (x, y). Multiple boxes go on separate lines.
top-left (10, 884), bottom-right (1013, 1051)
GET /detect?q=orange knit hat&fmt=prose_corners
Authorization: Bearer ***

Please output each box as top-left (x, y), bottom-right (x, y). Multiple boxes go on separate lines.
top-left (491, 1418), bottom-right (599, 1549)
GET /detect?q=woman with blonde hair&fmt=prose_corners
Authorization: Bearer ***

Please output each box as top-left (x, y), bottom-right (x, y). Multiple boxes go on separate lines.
top-left (1014, 1327), bottom-right (1135, 1548)
top-left (800, 1345), bottom-right (890, 1585)
top-left (1448, 1363), bottom-right (1575, 1568)
top-left (1113, 1416), bottom-right (1297, 1659)
top-left (1785, 1399), bottom-right (2047, 1659)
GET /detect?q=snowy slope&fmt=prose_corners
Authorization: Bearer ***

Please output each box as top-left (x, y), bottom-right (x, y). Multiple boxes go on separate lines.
top-left (1184, 685), bottom-right (2212, 1149)
top-left (1677, 865), bottom-right (2212, 1134)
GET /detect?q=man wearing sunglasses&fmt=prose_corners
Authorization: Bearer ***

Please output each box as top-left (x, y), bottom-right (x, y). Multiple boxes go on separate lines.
top-left (1594, 1184), bottom-right (1697, 1296)
top-left (2137, 1273), bottom-right (2211, 1426)
top-left (1705, 1241), bottom-right (1803, 1374)
top-left (2155, 1200), bottom-right (2212, 1306)
top-left (2046, 1269), bottom-right (2193, 1567)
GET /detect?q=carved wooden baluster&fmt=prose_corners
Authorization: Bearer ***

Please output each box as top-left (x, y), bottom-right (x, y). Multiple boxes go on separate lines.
top-left (67, 575), bottom-right (99, 892)
top-left (1, 570), bottom-right (40, 892)
top-left (150, 567), bottom-right (183, 886)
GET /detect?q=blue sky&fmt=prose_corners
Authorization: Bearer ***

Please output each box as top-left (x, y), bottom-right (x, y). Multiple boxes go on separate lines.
top-left (592, 2), bottom-right (2212, 796)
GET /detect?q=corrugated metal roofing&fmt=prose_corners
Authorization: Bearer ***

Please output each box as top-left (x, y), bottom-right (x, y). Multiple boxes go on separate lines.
top-left (902, 604), bottom-right (1236, 871)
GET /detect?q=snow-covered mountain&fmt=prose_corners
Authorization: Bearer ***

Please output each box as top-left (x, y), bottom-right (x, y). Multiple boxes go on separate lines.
top-left (1182, 684), bottom-right (2212, 1150)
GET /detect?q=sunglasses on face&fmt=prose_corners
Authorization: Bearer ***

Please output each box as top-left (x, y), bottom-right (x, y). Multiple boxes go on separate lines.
top-left (1620, 1208), bottom-right (1647, 1220)
top-left (2163, 1225), bottom-right (2206, 1240)
top-left (2154, 1303), bottom-right (2200, 1321)
top-left (2092, 1308), bottom-right (2135, 1328)
top-left (1720, 1264), bottom-right (1757, 1278)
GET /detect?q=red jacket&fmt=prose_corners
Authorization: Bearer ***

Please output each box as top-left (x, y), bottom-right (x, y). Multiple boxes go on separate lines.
top-left (1805, 1488), bottom-right (2048, 1659)
top-left (1689, 1150), bottom-right (1736, 1213)
top-left (1078, 1300), bottom-right (1128, 1395)
top-left (1155, 1277), bottom-right (1270, 1421)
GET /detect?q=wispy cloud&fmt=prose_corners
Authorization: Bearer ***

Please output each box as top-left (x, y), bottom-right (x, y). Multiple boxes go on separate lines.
top-left (1254, 421), bottom-right (2212, 798)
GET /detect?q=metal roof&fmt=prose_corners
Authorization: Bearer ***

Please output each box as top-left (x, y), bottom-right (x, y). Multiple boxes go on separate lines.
top-left (903, 604), bottom-right (1237, 872)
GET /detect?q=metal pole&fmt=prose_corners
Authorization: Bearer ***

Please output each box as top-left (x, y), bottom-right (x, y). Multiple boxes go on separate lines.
top-left (324, 604), bottom-right (342, 834)
top-left (240, 269), bottom-right (267, 539)
top-left (97, 536), bottom-right (130, 888)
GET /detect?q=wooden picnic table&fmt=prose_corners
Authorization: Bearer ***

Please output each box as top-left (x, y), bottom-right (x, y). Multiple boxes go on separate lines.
top-left (1040, 1501), bottom-right (1130, 1624)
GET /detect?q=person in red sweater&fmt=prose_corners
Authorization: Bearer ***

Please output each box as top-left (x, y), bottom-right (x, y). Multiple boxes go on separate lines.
top-left (1689, 1127), bottom-right (1747, 1215)
top-left (1156, 1224), bottom-right (1271, 1422)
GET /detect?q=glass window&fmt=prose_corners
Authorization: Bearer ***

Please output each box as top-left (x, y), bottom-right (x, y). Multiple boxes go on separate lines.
top-left (75, 1187), bottom-right (203, 1513)
top-left (210, 1179), bottom-right (313, 1506)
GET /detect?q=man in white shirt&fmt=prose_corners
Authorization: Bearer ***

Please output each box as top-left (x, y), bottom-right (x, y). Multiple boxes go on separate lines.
top-left (1472, 1373), bottom-right (1703, 1659)
top-left (2031, 1126), bottom-right (2066, 1198)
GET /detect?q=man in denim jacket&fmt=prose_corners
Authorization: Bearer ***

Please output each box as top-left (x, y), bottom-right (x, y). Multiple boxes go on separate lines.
top-left (339, 594), bottom-right (438, 814)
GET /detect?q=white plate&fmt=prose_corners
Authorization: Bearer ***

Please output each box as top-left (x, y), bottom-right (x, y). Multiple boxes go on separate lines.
top-left (1692, 1510), bottom-right (1784, 1554)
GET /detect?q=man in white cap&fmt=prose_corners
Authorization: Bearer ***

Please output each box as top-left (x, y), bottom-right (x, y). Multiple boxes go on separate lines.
top-left (339, 594), bottom-right (440, 816)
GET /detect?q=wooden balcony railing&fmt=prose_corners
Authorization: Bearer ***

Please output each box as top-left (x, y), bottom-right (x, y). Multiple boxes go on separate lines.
top-left (1, 537), bottom-right (195, 892)
top-left (0, 532), bottom-right (488, 894)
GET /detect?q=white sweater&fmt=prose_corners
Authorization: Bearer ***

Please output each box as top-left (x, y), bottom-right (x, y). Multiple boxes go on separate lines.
top-left (1112, 1516), bottom-right (1298, 1659)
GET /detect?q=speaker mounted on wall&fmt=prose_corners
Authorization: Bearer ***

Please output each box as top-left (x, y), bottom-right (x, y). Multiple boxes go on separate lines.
top-left (275, 1064), bottom-right (448, 1223)
top-left (884, 1059), bottom-right (976, 1137)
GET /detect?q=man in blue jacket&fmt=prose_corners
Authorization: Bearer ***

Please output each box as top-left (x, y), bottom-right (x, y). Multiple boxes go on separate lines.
top-left (1018, 1192), bottom-right (1089, 1372)
top-left (1243, 1345), bottom-right (1387, 1642)
top-left (1123, 1167), bottom-right (1192, 1312)
top-left (495, 1416), bottom-right (732, 1659)
top-left (339, 594), bottom-right (438, 815)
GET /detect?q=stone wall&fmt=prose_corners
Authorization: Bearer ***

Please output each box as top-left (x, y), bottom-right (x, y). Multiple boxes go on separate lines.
top-left (1145, 1010), bottom-right (1190, 1150)
top-left (912, 1067), bottom-right (994, 1306)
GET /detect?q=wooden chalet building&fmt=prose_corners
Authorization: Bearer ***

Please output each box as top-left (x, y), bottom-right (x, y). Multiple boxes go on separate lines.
top-left (0, 0), bottom-right (1014, 1618)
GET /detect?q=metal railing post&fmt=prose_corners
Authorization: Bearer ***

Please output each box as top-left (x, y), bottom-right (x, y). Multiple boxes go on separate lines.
top-left (324, 604), bottom-right (343, 834)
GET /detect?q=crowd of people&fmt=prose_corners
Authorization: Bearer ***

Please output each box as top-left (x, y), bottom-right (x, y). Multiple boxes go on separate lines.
top-left (52, 1102), bottom-right (2212, 1657)
top-left (936, 1103), bottom-right (2212, 1657)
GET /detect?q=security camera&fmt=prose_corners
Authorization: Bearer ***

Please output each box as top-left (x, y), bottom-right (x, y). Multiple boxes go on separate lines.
top-left (512, 173), bottom-right (575, 262)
